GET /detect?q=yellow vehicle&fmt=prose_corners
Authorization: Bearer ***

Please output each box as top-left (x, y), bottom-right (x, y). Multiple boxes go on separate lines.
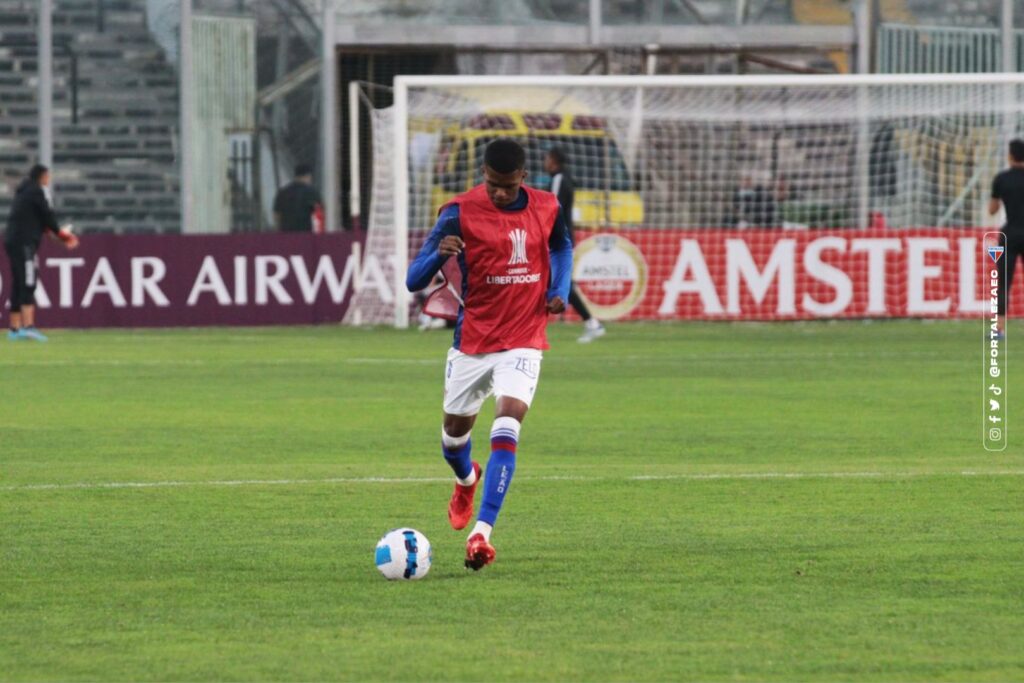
top-left (431, 110), bottom-right (644, 227)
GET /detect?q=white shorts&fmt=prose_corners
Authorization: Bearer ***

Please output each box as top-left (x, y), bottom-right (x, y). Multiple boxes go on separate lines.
top-left (443, 347), bottom-right (543, 417)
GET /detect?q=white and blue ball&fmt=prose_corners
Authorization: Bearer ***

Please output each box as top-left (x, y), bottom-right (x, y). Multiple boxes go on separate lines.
top-left (375, 528), bottom-right (432, 580)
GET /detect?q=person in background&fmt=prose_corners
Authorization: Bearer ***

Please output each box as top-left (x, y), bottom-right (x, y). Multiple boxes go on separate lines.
top-left (988, 138), bottom-right (1024, 340)
top-left (3, 164), bottom-right (79, 342)
top-left (273, 163), bottom-right (324, 233)
top-left (543, 147), bottom-right (606, 343)
top-left (731, 172), bottom-right (778, 228)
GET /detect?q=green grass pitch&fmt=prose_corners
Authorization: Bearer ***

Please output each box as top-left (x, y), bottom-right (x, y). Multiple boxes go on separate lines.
top-left (1, 320), bottom-right (1022, 681)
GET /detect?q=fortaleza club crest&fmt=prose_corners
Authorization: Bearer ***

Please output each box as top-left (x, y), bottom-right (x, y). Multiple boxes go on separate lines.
top-left (572, 233), bottom-right (648, 320)
top-left (988, 245), bottom-right (1005, 264)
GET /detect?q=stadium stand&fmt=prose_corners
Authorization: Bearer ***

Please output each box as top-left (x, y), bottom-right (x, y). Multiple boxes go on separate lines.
top-left (880, 0), bottom-right (915, 24)
top-left (903, 0), bottom-right (1017, 27)
top-left (0, 0), bottom-right (180, 234)
top-left (601, 0), bottom-right (793, 24)
top-left (790, 0), bottom-right (851, 73)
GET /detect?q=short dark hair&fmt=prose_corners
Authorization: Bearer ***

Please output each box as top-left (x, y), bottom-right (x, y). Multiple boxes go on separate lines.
top-left (294, 163), bottom-right (313, 178)
top-left (1010, 139), bottom-right (1024, 163)
top-left (28, 164), bottom-right (49, 182)
top-left (546, 147), bottom-right (568, 168)
top-left (484, 138), bottom-right (526, 174)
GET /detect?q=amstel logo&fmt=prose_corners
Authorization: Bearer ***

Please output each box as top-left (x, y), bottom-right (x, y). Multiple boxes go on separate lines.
top-left (572, 233), bottom-right (648, 320)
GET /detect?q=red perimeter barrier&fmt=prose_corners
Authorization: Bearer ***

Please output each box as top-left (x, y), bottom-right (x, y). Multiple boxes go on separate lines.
top-left (0, 232), bottom-right (365, 328)
top-left (0, 228), bottom-right (1014, 327)
top-left (571, 228), bottom-right (1017, 321)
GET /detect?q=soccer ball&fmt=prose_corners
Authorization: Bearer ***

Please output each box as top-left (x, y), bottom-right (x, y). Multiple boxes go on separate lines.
top-left (375, 528), bottom-right (432, 580)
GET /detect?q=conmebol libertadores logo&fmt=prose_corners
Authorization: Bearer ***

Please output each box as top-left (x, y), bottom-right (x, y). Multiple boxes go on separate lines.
top-left (507, 229), bottom-right (528, 266)
top-left (573, 234), bottom-right (648, 320)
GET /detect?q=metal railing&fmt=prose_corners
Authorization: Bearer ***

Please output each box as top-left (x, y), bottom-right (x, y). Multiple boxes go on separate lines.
top-left (877, 22), bottom-right (1024, 73)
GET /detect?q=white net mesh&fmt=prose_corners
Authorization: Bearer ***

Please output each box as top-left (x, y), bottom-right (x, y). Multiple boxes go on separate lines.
top-left (343, 107), bottom-right (399, 325)
top-left (346, 76), bottom-right (1024, 325)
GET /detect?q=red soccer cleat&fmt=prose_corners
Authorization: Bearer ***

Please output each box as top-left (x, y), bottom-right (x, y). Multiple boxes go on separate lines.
top-left (464, 533), bottom-right (496, 571)
top-left (447, 461), bottom-right (481, 530)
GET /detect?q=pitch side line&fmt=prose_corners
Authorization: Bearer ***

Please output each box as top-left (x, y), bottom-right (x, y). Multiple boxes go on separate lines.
top-left (0, 351), bottom-right (955, 368)
top-left (2, 470), bottom-right (1022, 492)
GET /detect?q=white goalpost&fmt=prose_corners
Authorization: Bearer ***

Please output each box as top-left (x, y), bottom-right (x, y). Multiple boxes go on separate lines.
top-left (344, 73), bottom-right (1024, 327)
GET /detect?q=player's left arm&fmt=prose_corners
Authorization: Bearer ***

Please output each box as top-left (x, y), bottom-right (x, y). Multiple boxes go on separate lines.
top-left (989, 175), bottom-right (1003, 216)
top-left (546, 206), bottom-right (573, 314)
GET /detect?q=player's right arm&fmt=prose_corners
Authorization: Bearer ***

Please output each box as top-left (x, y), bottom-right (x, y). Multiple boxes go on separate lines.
top-left (405, 204), bottom-right (463, 292)
top-left (35, 186), bottom-right (78, 249)
top-left (33, 186), bottom-right (60, 233)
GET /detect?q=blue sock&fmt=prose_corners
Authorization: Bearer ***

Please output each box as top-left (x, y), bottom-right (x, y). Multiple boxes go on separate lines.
top-left (478, 418), bottom-right (520, 526)
top-left (442, 436), bottom-right (473, 481)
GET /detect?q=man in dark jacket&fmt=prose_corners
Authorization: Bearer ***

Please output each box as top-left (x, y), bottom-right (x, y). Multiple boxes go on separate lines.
top-left (4, 164), bottom-right (79, 341)
top-left (989, 138), bottom-right (1024, 340)
top-left (273, 164), bottom-right (324, 232)
top-left (544, 147), bottom-right (605, 343)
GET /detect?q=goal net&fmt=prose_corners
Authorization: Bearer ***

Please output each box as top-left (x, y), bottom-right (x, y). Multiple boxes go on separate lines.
top-left (344, 74), bottom-right (1024, 327)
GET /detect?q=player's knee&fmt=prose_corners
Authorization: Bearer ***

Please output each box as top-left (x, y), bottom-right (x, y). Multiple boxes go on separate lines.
top-left (443, 412), bottom-right (475, 437)
top-left (495, 397), bottom-right (529, 422)
top-left (442, 425), bottom-right (471, 446)
top-left (10, 286), bottom-right (32, 311)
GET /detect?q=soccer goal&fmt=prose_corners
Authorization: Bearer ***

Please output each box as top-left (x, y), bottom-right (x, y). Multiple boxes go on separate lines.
top-left (344, 73), bottom-right (1024, 327)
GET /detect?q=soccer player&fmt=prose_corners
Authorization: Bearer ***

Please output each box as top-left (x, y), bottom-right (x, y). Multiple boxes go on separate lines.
top-left (989, 138), bottom-right (1024, 339)
top-left (406, 138), bottom-right (573, 571)
top-left (3, 164), bottom-right (78, 341)
top-left (543, 147), bottom-right (606, 342)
